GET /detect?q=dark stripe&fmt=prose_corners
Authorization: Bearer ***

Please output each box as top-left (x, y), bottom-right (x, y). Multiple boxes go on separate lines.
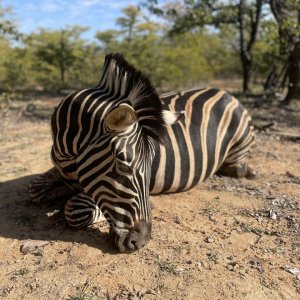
top-left (162, 133), bottom-right (175, 192)
top-left (89, 180), bottom-right (133, 199)
top-left (205, 93), bottom-right (233, 179)
top-left (219, 104), bottom-right (244, 164)
top-left (172, 122), bottom-right (190, 191)
top-left (107, 170), bottom-right (136, 191)
top-left (62, 162), bottom-right (77, 174)
top-left (228, 136), bottom-right (254, 158)
top-left (77, 138), bottom-right (111, 167)
top-left (80, 163), bottom-right (112, 189)
top-left (231, 121), bottom-right (252, 150)
top-left (78, 150), bottom-right (113, 182)
top-left (101, 205), bottom-right (133, 225)
top-left (149, 142), bottom-right (161, 191)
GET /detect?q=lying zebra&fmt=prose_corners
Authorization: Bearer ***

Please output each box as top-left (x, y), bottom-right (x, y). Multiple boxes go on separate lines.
top-left (29, 53), bottom-right (255, 252)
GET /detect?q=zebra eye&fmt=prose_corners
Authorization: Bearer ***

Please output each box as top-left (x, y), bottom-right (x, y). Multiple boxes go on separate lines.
top-left (117, 161), bottom-right (133, 175)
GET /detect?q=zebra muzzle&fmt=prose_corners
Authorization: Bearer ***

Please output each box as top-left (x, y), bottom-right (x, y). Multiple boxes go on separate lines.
top-left (111, 220), bottom-right (152, 252)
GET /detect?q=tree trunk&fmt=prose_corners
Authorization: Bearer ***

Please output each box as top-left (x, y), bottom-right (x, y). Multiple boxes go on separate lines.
top-left (60, 30), bottom-right (66, 84)
top-left (241, 53), bottom-right (252, 93)
top-left (60, 62), bottom-right (65, 83)
top-left (238, 0), bottom-right (262, 94)
top-left (270, 0), bottom-right (300, 105)
top-left (282, 41), bottom-right (300, 105)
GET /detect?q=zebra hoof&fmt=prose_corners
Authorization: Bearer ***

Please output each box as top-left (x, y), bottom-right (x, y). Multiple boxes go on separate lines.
top-left (236, 163), bottom-right (248, 178)
top-left (246, 166), bottom-right (257, 179)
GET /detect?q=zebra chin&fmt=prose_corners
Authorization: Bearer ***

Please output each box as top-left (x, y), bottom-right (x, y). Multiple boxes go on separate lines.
top-left (110, 220), bottom-right (152, 252)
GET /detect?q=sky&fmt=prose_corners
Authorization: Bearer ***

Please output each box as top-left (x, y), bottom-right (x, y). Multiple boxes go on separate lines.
top-left (3, 0), bottom-right (143, 40)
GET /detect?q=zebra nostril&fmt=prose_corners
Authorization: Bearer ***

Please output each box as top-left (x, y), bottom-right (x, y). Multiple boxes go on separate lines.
top-left (112, 221), bottom-right (152, 252)
top-left (127, 235), bottom-right (140, 251)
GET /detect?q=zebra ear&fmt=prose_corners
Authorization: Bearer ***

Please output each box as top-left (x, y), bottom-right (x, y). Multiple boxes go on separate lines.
top-left (162, 110), bottom-right (184, 125)
top-left (105, 103), bottom-right (137, 132)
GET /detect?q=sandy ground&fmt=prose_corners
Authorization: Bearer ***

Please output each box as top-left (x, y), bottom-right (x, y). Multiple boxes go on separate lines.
top-left (0, 95), bottom-right (299, 300)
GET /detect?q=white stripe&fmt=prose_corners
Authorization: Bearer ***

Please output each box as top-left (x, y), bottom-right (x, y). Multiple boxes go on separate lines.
top-left (61, 89), bottom-right (87, 156)
top-left (151, 143), bottom-right (166, 194)
top-left (211, 99), bottom-right (239, 175)
top-left (183, 89), bottom-right (210, 190)
top-left (72, 90), bottom-right (100, 154)
top-left (199, 91), bottom-right (225, 182)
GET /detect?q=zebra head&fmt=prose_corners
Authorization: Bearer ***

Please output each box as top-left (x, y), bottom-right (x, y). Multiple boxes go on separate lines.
top-left (76, 54), bottom-right (181, 252)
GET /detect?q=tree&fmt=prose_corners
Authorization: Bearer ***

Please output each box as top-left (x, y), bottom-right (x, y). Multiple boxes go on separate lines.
top-left (252, 19), bottom-right (280, 84)
top-left (0, 2), bottom-right (22, 91)
top-left (270, 0), bottom-right (300, 105)
top-left (95, 29), bottom-right (120, 51)
top-left (238, 0), bottom-right (263, 93)
top-left (25, 26), bottom-right (89, 89)
top-left (144, 0), bottom-right (265, 94)
top-left (116, 5), bottom-right (142, 43)
top-left (0, 2), bottom-right (19, 39)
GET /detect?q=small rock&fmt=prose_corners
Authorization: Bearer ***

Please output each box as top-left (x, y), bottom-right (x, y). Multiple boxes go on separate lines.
top-left (195, 262), bottom-right (202, 270)
top-left (286, 267), bottom-right (300, 275)
top-left (174, 216), bottom-right (181, 224)
top-left (257, 216), bottom-right (263, 224)
top-left (236, 227), bottom-right (243, 233)
top-left (147, 289), bottom-right (156, 295)
top-left (20, 240), bottom-right (49, 254)
top-left (46, 210), bottom-right (60, 217)
top-left (175, 267), bottom-right (184, 274)
top-left (227, 262), bottom-right (239, 272)
top-left (205, 236), bottom-right (214, 243)
top-left (250, 260), bottom-right (265, 273)
top-left (290, 258), bottom-right (295, 264)
top-left (269, 210), bottom-right (277, 220)
top-left (227, 264), bottom-right (234, 271)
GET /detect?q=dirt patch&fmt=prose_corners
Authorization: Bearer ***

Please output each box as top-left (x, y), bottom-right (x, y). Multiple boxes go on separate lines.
top-left (0, 97), bottom-right (299, 299)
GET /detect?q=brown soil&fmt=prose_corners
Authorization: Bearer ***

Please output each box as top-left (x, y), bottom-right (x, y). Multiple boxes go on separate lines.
top-left (0, 95), bottom-right (299, 300)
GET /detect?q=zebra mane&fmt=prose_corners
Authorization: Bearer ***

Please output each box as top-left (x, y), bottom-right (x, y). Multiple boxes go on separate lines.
top-left (97, 53), bottom-right (166, 144)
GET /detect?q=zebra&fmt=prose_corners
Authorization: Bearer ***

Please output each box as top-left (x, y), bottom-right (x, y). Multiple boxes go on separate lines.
top-left (29, 53), bottom-right (256, 252)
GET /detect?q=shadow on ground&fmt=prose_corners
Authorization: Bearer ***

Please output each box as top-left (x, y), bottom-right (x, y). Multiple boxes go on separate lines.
top-left (0, 174), bottom-right (119, 254)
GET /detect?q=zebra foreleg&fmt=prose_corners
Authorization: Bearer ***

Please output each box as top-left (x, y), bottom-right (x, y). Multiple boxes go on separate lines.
top-left (28, 168), bottom-right (75, 204)
top-left (64, 193), bottom-right (105, 228)
top-left (218, 161), bottom-right (257, 179)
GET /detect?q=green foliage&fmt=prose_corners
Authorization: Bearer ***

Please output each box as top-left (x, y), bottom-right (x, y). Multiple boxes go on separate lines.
top-left (95, 29), bottom-right (120, 51)
top-left (0, 39), bottom-right (28, 91)
top-left (0, 2), bottom-right (294, 94)
top-left (96, 8), bottom-right (239, 90)
top-left (24, 26), bottom-right (100, 90)
top-left (116, 5), bottom-right (141, 41)
top-left (157, 261), bottom-right (177, 274)
top-left (253, 20), bottom-right (281, 78)
top-left (66, 294), bottom-right (98, 300)
top-left (0, 2), bottom-right (19, 39)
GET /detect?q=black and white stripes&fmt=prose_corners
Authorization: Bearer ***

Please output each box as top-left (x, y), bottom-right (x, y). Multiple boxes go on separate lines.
top-left (39, 53), bottom-right (255, 251)
top-left (150, 88), bottom-right (255, 194)
top-left (51, 54), bottom-right (166, 234)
